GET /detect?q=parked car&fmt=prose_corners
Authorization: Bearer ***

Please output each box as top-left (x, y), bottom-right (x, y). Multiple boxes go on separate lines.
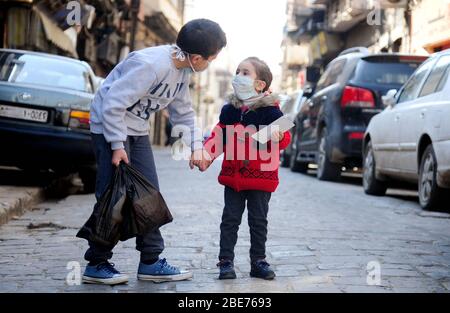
top-left (280, 90), bottom-right (308, 167)
top-left (289, 47), bottom-right (427, 181)
top-left (0, 49), bottom-right (98, 192)
top-left (363, 49), bottom-right (450, 210)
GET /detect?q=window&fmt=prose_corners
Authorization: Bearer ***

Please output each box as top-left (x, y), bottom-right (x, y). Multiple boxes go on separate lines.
top-left (398, 58), bottom-right (437, 103)
top-left (316, 59), bottom-right (346, 91)
top-left (0, 52), bottom-right (92, 92)
top-left (293, 95), bottom-right (304, 114)
top-left (353, 59), bottom-right (419, 86)
top-left (281, 95), bottom-right (296, 114)
top-left (419, 55), bottom-right (450, 97)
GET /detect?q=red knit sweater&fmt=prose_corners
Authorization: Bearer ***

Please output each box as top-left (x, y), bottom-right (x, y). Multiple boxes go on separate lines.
top-left (204, 100), bottom-right (291, 193)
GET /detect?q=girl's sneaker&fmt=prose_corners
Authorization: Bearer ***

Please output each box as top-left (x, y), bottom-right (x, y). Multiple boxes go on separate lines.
top-left (250, 259), bottom-right (276, 280)
top-left (137, 258), bottom-right (193, 282)
top-left (217, 259), bottom-right (237, 280)
top-left (82, 261), bottom-right (129, 285)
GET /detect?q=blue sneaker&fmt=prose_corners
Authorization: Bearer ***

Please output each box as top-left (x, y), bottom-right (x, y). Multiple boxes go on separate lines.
top-left (217, 259), bottom-right (236, 280)
top-left (250, 259), bottom-right (276, 280)
top-left (137, 258), bottom-right (193, 282)
top-left (82, 261), bottom-right (129, 285)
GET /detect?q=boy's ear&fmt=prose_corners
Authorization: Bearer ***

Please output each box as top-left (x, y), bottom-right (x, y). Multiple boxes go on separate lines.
top-left (191, 54), bottom-right (204, 64)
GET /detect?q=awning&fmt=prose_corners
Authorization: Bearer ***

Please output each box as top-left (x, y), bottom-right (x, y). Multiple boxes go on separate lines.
top-left (33, 6), bottom-right (78, 58)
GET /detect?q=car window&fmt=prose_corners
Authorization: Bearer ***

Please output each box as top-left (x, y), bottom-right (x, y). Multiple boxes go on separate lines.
top-left (316, 59), bottom-right (346, 91)
top-left (419, 55), bottom-right (450, 97)
top-left (398, 58), bottom-right (437, 103)
top-left (353, 59), bottom-right (420, 85)
top-left (436, 60), bottom-right (450, 92)
top-left (294, 95), bottom-right (304, 113)
top-left (0, 52), bottom-right (93, 92)
top-left (281, 96), bottom-right (295, 114)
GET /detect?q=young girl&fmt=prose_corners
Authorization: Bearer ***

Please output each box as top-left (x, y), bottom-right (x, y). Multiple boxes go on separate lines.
top-left (203, 57), bottom-right (291, 280)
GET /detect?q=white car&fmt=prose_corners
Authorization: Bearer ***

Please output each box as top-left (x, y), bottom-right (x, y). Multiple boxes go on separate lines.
top-left (363, 49), bottom-right (450, 210)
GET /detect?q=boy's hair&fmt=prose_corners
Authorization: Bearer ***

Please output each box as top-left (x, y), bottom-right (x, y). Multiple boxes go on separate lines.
top-left (244, 57), bottom-right (272, 92)
top-left (176, 19), bottom-right (227, 59)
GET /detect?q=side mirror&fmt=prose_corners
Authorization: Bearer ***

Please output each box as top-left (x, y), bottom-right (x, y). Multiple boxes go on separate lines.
top-left (382, 89), bottom-right (397, 107)
top-left (303, 85), bottom-right (314, 98)
top-left (306, 66), bottom-right (321, 83)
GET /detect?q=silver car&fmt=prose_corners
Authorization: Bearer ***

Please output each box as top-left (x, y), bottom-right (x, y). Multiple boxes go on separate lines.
top-left (363, 49), bottom-right (450, 210)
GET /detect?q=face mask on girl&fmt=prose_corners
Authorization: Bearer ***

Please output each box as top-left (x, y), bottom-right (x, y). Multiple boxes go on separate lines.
top-left (232, 75), bottom-right (261, 100)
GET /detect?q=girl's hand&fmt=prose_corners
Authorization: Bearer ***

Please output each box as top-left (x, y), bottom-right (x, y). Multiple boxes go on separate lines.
top-left (271, 131), bottom-right (284, 143)
top-left (190, 149), bottom-right (212, 171)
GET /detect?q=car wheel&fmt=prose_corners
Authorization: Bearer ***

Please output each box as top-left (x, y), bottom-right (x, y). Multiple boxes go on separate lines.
top-left (317, 128), bottom-right (341, 181)
top-left (418, 145), bottom-right (448, 211)
top-left (289, 133), bottom-right (308, 173)
top-left (363, 141), bottom-right (387, 196)
top-left (79, 167), bottom-right (97, 194)
top-left (280, 150), bottom-right (290, 168)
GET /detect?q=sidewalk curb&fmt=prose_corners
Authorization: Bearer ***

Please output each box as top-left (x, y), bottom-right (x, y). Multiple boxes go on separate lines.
top-left (0, 187), bottom-right (45, 226)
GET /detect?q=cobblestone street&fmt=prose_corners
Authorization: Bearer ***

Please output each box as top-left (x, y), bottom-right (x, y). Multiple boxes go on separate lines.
top-left (1, 147), bottom-right (450, 293)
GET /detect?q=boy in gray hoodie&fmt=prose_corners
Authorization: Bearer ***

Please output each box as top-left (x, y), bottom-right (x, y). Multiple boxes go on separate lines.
top-left (82, 19), bottom-right (226, 285)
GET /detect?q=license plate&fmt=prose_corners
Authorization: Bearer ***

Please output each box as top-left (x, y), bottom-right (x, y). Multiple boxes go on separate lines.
top-left (0, 105), bottom-right (48, 123)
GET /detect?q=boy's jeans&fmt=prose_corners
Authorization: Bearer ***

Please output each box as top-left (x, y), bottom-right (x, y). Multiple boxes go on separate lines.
top-left (84, 133), bottom-right (164, 263)
top-left (219, 186), bottom-right (272, 263)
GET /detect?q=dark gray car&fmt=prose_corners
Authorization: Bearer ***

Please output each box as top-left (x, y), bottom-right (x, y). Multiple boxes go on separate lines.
top-left (0, 49), bottom-right (98, 191)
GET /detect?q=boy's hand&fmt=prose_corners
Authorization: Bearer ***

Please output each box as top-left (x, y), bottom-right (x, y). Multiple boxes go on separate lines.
top-left (271, 131), bottom-right (284, 143)
top-left (189, 149), bottom-right (211, 171)
top-left (112, 149), bottom-right (129, 167)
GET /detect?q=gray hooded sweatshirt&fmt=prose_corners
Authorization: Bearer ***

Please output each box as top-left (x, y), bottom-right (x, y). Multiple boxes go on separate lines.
top-left (90, 45), bottom-right (202, 151)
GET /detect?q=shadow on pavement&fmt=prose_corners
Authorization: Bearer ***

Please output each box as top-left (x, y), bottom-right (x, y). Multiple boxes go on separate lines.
top-left (291, 167), bottom-right (448, 213)
top-left (0, 167), bottom-right (84, 199)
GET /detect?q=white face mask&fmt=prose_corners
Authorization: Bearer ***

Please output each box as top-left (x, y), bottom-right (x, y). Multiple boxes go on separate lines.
top-left (187, 54), bottom-right (210, 74)
top-left (172, 45), bottom-right (209, 73)
top-left (232, 75), bottom-right (260, 100)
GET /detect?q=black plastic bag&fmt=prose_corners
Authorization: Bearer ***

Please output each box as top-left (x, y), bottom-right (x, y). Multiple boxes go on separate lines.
top-left (77, 163), bottom-right (173, 247)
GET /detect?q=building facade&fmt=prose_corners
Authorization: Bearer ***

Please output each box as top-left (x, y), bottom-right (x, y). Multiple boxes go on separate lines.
top-left (280, 0), bottom-right (440, 92)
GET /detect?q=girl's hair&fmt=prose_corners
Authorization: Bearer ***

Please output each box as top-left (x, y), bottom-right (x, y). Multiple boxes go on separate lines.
top-left (177, 19), bottom-right (227, 59)
top-left (244, 57), bottom-right (273, 92)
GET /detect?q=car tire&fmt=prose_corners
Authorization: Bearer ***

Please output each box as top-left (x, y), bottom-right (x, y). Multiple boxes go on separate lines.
top-left (280, 150), bottom-right (290, 168)
top-left (418, 145), bottom-right (449, 211)
top-left (79, 167), bottom-right (97, 194)
top-left (363, 141), bottom-right (387, 196)
top-left (316, 128), bottom-right (341, 181)
top-left (289, 132), bottom-right (308, 173)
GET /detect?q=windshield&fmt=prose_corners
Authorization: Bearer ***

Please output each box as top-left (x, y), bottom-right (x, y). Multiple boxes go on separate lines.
top-left (0, 52), bottom-right (93, 93)
top-left (353, 59), bottom-right (421, 86)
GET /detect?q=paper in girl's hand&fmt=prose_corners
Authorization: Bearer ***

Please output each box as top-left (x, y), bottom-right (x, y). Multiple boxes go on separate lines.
top-left (251, 115), bottom-right (295, 144)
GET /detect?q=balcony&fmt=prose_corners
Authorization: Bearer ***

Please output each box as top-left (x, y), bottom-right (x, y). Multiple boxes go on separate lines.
top-left (309, 31), bottom-right (343, 63)
top-left (142, 0), bottom-right (183, 32)
top-left (317, 0), bottom-right (374, 32)
top-left (293, 8), bottom-right (325, 42)
top-left (285, 44), bottom-right (310, 69)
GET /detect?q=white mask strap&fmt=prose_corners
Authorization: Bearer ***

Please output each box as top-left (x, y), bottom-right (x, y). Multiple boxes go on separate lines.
top-left (187, 54), bottom-right (197, 73)
top-left (172, 44), bottom-right (186, 61)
